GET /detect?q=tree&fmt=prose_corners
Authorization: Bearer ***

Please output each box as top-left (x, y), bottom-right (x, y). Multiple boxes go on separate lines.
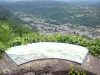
top-left (0, 23), bottom-right (15, 44)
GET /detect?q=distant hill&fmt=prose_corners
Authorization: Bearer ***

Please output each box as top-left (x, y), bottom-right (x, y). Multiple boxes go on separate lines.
top-left (0, 6), bottom-right (25, 26)
top-left (0, 6), bottom-right (12, 20)
top-left (1, 1), bottom-right (100, 28)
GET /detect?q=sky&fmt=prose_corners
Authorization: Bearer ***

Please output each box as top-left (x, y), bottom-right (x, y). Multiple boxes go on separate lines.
top-left (0, 0), bottom-right (100, 2)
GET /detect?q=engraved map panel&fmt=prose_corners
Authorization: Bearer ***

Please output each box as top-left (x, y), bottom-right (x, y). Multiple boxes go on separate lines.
top-left (5, 42), bottom-right (88, 65)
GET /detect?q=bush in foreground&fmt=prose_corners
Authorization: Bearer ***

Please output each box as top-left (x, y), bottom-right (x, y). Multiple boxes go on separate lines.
top-left (0, 23), bottom-right (100, 58)
top-left (0, 33), bottom-right (99, 58)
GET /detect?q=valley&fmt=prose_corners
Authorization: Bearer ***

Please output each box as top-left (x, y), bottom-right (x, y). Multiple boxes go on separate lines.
top-left (13, 11), bottom-right (100, 39)
top-left (2, 1), bottom-right (100, 39)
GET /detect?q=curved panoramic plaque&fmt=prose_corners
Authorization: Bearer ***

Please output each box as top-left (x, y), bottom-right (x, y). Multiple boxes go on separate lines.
top-left (5, 42), bottom-right (88, 65)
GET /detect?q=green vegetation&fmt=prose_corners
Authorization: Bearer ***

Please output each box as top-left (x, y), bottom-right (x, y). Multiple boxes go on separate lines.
top-left (0, 7), bottom-right (100, 58)
top-left (0, 19), bottom-right (100, 58)
top-left (2, 2), bottom-right (100, 27)
top-left (0, 68), bottom-right (2, 73)
top-left (0, 7), bottom-right (33, 58)
top-left (68, 65), bottom-right (86, 75)
top-left (0, 22), bottom-right (32, 57)
top-left (0, 7), bottom-right (11, 20)
top-left (11, 2), bottom-right (100, 28)
top-left (0, 26), bottom-right (100, 58)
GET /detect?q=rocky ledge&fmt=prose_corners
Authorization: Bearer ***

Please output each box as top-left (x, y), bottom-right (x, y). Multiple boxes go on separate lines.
top-left (0, 54), bottom-right (100, 75)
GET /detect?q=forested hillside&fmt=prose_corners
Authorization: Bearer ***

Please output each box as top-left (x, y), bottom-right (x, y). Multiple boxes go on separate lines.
top-left (0, 7), bottom-right (33, 57)
top-left (2, 2), bottom-right (100, 28)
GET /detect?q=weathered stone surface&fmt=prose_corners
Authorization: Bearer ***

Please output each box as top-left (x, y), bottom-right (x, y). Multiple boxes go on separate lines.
top-left (82, 54), bottom-right (100, 75)
top-left (24, 72), bottom-right (35, 75)
top-left (0, 54), bottom-right (18, 74)
top-left (0, 54), bottom-right (99, 75)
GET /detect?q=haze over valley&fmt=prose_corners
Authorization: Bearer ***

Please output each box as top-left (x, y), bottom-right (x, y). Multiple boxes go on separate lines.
top-left (0, 0), bottom-right (100, 39)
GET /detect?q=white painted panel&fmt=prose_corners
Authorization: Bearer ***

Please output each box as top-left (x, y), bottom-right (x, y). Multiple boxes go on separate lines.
top-left (5, 42), bottom-right (88, 65)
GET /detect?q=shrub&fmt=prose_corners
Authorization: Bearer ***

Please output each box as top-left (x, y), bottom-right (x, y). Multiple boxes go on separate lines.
top-left (0, 42), bottom-right (6, 58)
top-left (0, 31), bottom-right (100, 58)
top-left (0, 68), bottom-right (2, 73)
top-left (68, 65), bottom-right (86, 75)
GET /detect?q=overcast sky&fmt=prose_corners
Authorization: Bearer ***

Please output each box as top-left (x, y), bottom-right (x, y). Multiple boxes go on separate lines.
top-left (0, 0), bottom-right (100, 2)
